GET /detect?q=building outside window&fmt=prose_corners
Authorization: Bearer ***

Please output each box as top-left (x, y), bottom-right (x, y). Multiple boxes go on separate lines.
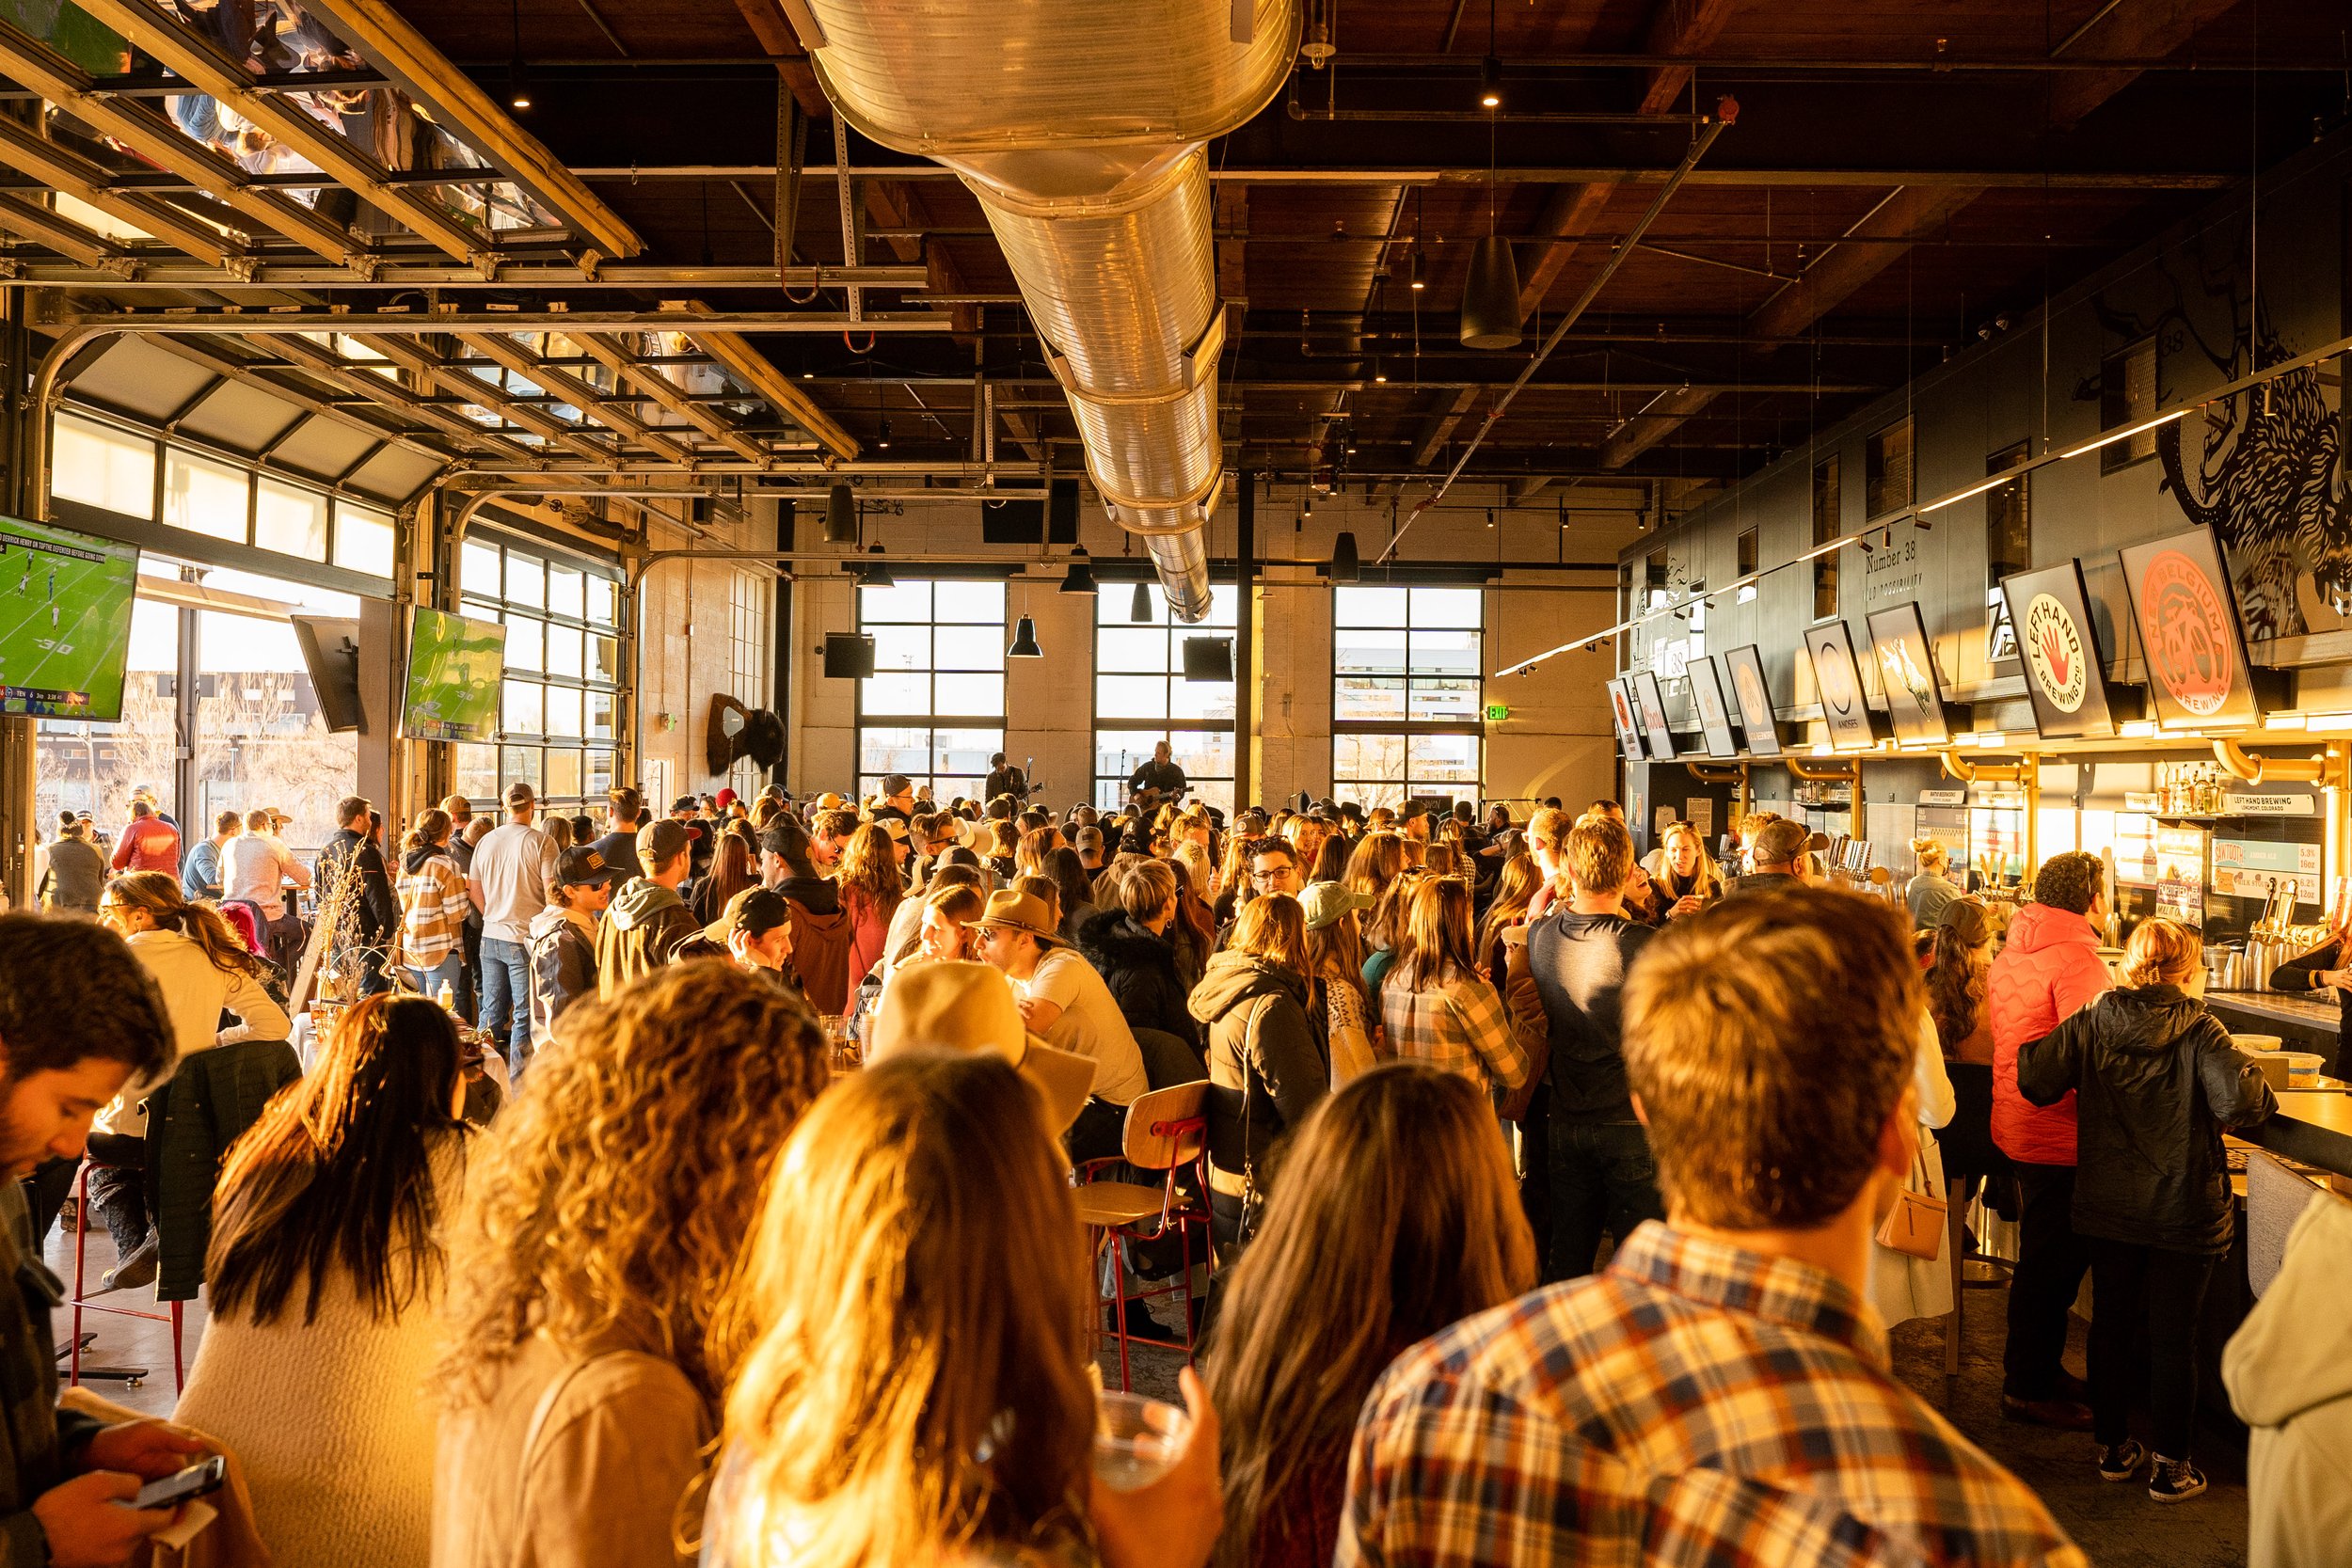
top-left (856, 578), bottom-right (1006, 805)
top-left (454, 534), bottom-right (623, 812)
top-left (724, 570), bottom-right (772, 798)
top-left (1332, 584), bottom-right (1484, 810)
top-left (1093, 583), bottom-right (1236, 818)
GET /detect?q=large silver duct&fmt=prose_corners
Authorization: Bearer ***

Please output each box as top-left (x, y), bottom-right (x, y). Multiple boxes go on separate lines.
top-left (794, 0), bottom-right (1298, 622)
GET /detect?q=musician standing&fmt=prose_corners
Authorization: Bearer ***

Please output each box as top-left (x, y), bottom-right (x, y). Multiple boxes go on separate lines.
top-left (984, 752), bottom-right (1029, 807)
top-left (1128, 739), bottom-right (1189, 806)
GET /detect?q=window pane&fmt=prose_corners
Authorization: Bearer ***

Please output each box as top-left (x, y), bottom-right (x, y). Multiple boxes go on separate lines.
top-left (1097, 730), bottom-right (1169, 779)
top-left (586, 749), bottom-right (614, 798)
top-left (590, 635), bottom-right (619, 683)
top-left (932, 625), bottom-right (1002, 672)
top-left (500, 744), bottom-right (542, 794)
top-left (1098, 627), bottom-right (1168, 673)
top-left (1098, 674), bottom-right (1168, 720)
top-left (1407, 733), bottom-right (1481, 782)
top-left (504, 614), bottom-right (543, 672)
top-left (53, 415), bottom-right (155, 517)
top-left (544, 747), bottom-right (582, 800)
top-left (547, 564), bottom-right (585, 620)
top-left (253, 477), bottom-right (326, 561)
top-left (544, 685), bottom-right (582, 736)
top-left (860, 726), bottom-right (929, 774)
top-left (505, 552), bottom-right (545, 610)
top-left (462, 542), bottom-right (501, 598)
top-left (585, 575), bottom-right (615, 624)
top-left (932, 673), bottom-right (1004, 717)
top-left (1335, 627), bottom-right (1407, 676)
top-left (863, 672), bottom-right (928, 714)
top-left (1335, 733), bottom-right (1406, 782)
top-left (870, 625), bottom-right (929, 672)
top-left (933, 728), bottom-right (1000, 776)
top-left (501, 679), bottom-right (542, 736)
top-left (1169, 730), bottom-right (1233, 781)
top-left (545, 624), bottom-right (583, 678)
top-left (1409, 587), bottom-right (1484, 628)
top-left (1170, 678), bottom-right (1234, 721)
top-left (588, 689), bottom-right (615, 739)
top-left (1335, 677), bottom-right (1406, 721)
top-left (932, 579), bottom-right (1004, 624)
top-left (162, 449), bottom-right (247, 542)
top-left (1335, 585), bottom-right (1407, 627)
top-left (860, 580), bottom-right (930, 624)
top-left (332, 503), bottom-right (393, 578)
top-left (452, 742), bottom-right (498, 803)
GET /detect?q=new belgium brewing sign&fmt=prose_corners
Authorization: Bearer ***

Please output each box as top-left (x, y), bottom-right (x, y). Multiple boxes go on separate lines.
top-left (2120, 526), bottom-right (2259, 731)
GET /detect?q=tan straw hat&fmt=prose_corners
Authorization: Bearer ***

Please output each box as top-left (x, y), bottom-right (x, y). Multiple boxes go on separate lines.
top-left (964, 889), bottom-right (1069, 949)
top-left (868, 961), bottom-right (1095, 1132)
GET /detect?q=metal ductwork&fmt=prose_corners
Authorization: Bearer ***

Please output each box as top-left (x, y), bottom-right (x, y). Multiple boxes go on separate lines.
top-left (794, 0), bottom-right (1299, 622)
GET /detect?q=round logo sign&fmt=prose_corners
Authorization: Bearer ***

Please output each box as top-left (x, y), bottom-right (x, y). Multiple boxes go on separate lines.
top-left (2021, 594), bottom-right (2089, 714)
top-left (1733, 661), bottom-right (1769, 726)
top-left (1815, 640), bottom-right (1857, 716)
top-left (2140, 549), bottom-right (2235, 719)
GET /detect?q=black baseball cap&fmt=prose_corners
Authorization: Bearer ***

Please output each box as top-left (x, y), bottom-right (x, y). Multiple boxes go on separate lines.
top-left (700, 886), bottom-right (789, 945)
top-left (556, 846), bottom-right (621, 888)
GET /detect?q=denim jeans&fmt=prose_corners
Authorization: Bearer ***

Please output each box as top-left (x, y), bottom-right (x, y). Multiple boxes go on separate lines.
top-left (405, 953), bottom-right (466, 1008)
top-left (1546, 1117), bottom-right (1665, 1283)
top-left (478, 937), bottom-right (533, 1076)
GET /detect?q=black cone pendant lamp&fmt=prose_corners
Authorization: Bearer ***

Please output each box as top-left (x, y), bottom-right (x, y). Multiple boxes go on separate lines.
top-left (1059, 546), bottom-right (1098, 595)
top-left (1329, 530), bottom-right (1361, 583)
top-left (1460, 236), bottom-right (1521, 349)
top-left (1008, 614), bottom-right (1043, 658)
top-left (1130, 582), bottom-right (1153, 623)
top-left (823, 483), bottom-right (857, 544)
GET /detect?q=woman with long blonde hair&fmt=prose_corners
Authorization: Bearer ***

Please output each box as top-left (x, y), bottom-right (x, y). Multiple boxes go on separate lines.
top-left (433, 964), bottom-right (828, 1568)
top-left (1378, 877), bottom-right (1530, 1098)
top-left (1474, 851), bottom-right (1543, 980)
top-left (701, 1052), bottom-right (1222, 1568)
top-left (1205, 1064), bottom-right (1535, 1568)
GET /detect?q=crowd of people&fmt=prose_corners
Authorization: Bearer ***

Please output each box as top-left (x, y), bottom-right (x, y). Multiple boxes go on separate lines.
top-left (0, 768), bottom-right (2342, 1568)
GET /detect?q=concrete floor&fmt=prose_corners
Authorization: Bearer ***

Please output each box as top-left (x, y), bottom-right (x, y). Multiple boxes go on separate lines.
top-left (1099, 1272), bottom-right (2254, 1568)
top-left (48, 1216), bottom-right (2256, 1567)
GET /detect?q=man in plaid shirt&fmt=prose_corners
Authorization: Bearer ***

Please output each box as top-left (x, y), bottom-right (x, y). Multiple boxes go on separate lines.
top-left (1342, 888), bottom-right (2087, 1568)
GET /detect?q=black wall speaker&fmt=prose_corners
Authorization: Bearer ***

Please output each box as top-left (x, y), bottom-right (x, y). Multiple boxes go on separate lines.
top-left (1181, 636), bottom-right (1233, 682)
top-left (823, 632), bottom-right (876, 679)
top-left (290, 614), bottom-right (365, 733)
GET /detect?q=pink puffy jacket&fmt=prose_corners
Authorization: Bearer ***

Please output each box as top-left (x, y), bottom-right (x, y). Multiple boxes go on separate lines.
top-left (1988, 900), bottom-right (2112, 1165)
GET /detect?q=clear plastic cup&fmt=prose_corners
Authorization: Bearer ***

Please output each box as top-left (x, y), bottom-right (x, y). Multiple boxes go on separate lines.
top-left (1093, 1389), bottom-right (1189, 1493)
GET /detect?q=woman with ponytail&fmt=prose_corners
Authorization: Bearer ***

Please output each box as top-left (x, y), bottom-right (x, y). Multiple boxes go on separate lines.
top-left (395, 808), bottom-right (471, 1003)
top-left (89, 870), bottom-right (290, 1285)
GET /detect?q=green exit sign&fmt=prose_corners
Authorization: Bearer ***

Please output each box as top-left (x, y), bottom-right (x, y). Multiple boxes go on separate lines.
top-left (1485, 703), bottom-right (1510, 721)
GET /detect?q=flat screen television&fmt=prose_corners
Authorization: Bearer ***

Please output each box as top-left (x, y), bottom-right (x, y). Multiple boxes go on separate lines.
top-left (0, 515), bottom-right (140, 721)
top-left (401, 607), bottom-right (507, 743)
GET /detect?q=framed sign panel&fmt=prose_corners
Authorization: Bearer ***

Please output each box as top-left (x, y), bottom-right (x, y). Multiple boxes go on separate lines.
top-left (1724, 643), bottom-right (1781, 756)
top-left (1804, 621), bottom-right (1876, 751)
top-left (1607, 676), bottom-right (1645, 760)
top-left (1866, 603), bottom-right (1952, 746)
top-left (1631, 669), bottom-right (1677, 760)
top-left (2119, 525), bottom-right (2260, 731)
top-left (2000, 561), bottom-right (2117, 739)
top-left (1687, 655), bottom-right (1740, 758)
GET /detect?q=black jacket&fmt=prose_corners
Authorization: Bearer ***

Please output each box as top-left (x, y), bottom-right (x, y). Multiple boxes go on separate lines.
top-left (1190, 952), bottom-right (1327, 1185)
top-left (2267, 938), bottom-right (2350, 1074)
top-left (1524, 909), bottom-right (1654, 1125)
top-left (2017, 983), bottom-right (2277, 1254)
top-left (1079, 909), bottom-right (1198, 1051)
top-left (320, 827), bottom-right (397, 943)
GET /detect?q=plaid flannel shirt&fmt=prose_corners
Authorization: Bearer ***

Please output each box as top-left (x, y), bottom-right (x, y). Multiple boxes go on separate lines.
top-left (1377, 972), bottom-right (1531, 1096)
top-left (395, 851), bottom-right (471, 969)
top-left (1340, 1222), bottom-right (2088, 1568)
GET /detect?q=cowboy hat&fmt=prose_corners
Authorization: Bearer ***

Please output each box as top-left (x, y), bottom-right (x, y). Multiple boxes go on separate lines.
top-left (867, 960), bottom-right (1095, 1132)
top-left (965, 889), bottom-right (1069, 950)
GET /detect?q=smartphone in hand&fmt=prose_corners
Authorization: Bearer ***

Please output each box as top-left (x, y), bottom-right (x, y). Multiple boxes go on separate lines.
top-left (121, 1456), bottom-right (224, 1512)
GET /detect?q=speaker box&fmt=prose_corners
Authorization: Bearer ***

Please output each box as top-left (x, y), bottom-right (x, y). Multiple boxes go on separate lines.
top-left (290, 614), bottom-right (365, 733)
top-left (823, 632), bottom-right (876, 679)
top-left (1182, 636), bottom-right (1233, 682)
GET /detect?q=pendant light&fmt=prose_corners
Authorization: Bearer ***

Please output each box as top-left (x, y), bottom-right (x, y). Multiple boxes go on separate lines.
top-left (857, 544), bottom-right (895, 589)
top-left (1130, 582), bottom-right (1153, 623)
top-left (1330, 530), bottom-right (1361, 583)
top-left (1476, 0), bottom-right (1502, 109)
top-left (823, 483), bottom-right (857, 544)
top-left (1459, 75), bottom-right (1521, 350)
top-left (1007, 614), bottom-right (1043, 658)
top-left (1059, 546), bottom-right (1098, 595)
top-left (507, 0), bottom-right (532, 110)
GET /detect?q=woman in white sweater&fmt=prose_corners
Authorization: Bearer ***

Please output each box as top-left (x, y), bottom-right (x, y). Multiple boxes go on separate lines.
top-left (89, 872), bottom-right (290, 1284)
top-left (173, 994), bottom-right (471, 1568)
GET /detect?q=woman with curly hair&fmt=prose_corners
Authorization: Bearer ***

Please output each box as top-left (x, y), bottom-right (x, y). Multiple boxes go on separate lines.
top-left (432, 964), bottom-right (827, 1568)
top-left (836, 821), bottom-right (905, 997)
top-left (1925, 896), bottom-right (1996, 1064)
top-left (699, 1051), bottom-right (1222, 1568)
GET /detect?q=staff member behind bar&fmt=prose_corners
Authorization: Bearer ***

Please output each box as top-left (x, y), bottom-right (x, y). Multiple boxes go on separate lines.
top-left (2265, 908), bottom-right (2352, 1076)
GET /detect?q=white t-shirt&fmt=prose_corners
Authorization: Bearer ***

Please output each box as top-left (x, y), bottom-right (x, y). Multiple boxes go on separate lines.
top-left (1019, 947), bottom-right (1149, 1105)
top-left (224, 832), bottom-right (309, 920)
top-left (471, 821), bottom-right (557, 945)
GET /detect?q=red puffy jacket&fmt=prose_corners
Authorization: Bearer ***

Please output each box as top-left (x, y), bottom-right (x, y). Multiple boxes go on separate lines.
top-left (1989, 900), bottom-right (2112, 1164)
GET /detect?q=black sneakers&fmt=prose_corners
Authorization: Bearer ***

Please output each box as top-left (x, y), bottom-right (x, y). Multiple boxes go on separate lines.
top-left (2148, 1456), bottom-right (2207, 1503)
top-left (2095, 1440), bottom-right (2145, 1482)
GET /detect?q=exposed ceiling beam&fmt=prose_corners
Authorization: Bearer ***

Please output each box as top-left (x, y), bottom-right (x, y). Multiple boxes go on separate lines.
top-left (1411, 386), bottom-right (1483, 467)
top-left (0, 17), bottom-right (357, 263)
top-left (566, 163), bottom-right (2240, 191)
top-left (1597, 385), bottom-right (1723, 468)
top-left (572, 334), bottom-right (769, 462)
top-left (0, 115), bottom-right (242, 266)
top-left (729, 0), bottom-right (834, 119)
top-left (73, 0), bottom-right (492, 264)
top-left (0, 189), bottom-right (121, 268)
top-left (458, 334), bottom-right (697, 464)
top-left (365, 335), bottom-right (619, 464)
top-left (0, 261), bottom-right (927, 290)
top-left (51, 309), bottom-right (949, 334)
top-left (137, 335), bottom-right (461, 464)
top-left (676, 309), bottom-right (861, 460)
top-left (269, 333), bottom-right (540, 461)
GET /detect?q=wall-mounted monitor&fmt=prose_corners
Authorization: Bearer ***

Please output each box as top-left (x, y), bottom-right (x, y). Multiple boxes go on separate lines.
top-left (400, 607), bottom-right (507, 743)
top-left (2119, 524), bottom-right (2261, 731)
top-left (1607, 676), bottom-right (1645, 760)
top-left (1686, 655), bottom-right (1740, 758)
top-left (1804, 621), bottom-right (1876, 751)
top-left (2001, 560), bottom-right (2118, 740)
top-left (1631, 669), bottom-right (1677, 760)
top-left (1723, 643), bottom-right (1781, 756)
top-left (0, 515), bottom-right (140, 721)
top-left (1866, 603), bottom-right (1952, 746)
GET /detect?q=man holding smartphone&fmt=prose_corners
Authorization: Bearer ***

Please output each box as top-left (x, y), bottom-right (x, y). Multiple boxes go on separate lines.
top-left (0, 914), bottom-right (215, 1566)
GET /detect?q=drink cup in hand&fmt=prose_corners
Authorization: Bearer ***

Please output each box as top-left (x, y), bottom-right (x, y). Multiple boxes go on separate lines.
top-left (1093, 1389), bottom-right (1190, 1493)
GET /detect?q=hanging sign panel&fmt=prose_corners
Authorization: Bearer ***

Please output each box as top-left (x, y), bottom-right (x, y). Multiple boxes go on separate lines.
top-left (1632, 669), bottom-right (1678, 761)
top-left (1686, 655), bottom-right (1740, 759)
top-left (1804, 621), bottom-right (1876, 752)
top-left (1607, 677), bottom-right (1645, 761)
top-left (1865, 602), bottom-right (1952, 745)
top-left (2118, 525), bottom-right (2261, 731)
top-left (1724, 643), bottom-right (1781, 756)
top-left (2000, 560), bottom-right (2118, 740)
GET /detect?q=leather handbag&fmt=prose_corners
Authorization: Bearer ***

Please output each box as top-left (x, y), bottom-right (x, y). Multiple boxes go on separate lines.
top-left (1875, 1142), bottom-right (1947, 1261)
